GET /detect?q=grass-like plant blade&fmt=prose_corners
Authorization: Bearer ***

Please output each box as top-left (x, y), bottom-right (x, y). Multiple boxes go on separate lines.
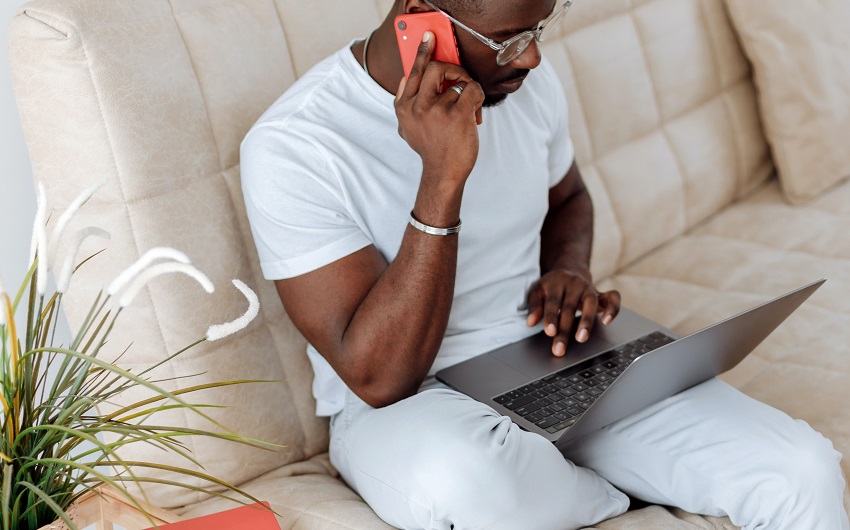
top-left (15, 482), bottom-right (77, 530)
top-left (2, 464), bottom-right (12, 530)
top-left (104, 380), bottom-right (273, 422)
top-left (22, 348), bottom-right (231, 434)
top-left (10, 262), bottom-right (35, 313)
top-left (94, 460), bottom-right (270, 508)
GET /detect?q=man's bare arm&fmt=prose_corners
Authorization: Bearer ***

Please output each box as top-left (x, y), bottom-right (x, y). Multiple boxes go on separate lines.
top-left (276, 225), bottom-right (458, 408)
top-left (526, 161), bottom-right (621, 356)
top-left (541, 161), bottom-right (594, 277)
top-left (274, 35), bottom-right (484, 408)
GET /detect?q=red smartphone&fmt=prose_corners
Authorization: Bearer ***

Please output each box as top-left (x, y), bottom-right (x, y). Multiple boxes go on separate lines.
top-left (395, 11), bottom-right (461, 88)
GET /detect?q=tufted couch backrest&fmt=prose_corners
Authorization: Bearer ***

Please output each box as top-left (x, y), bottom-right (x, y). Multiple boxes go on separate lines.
top-left (549, 0), bottom-right (773, 278)
top-left (10, 0), bottom-right (771, 510)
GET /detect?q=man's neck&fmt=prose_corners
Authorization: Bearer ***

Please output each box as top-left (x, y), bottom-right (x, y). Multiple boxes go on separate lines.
top-left (353, 18), bottom-right (406, 97)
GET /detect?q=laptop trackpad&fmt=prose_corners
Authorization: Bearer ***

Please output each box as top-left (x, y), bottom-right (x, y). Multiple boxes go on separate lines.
top-left (490, 331), bottom-right (616, 379)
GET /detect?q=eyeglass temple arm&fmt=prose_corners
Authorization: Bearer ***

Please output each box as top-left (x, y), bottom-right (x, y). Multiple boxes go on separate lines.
top-left (421, 0), bottom-right (503, 52)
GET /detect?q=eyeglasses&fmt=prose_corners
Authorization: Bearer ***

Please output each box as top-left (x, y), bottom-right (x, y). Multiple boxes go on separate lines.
top-left (422, 0), bottom-right (574, 66)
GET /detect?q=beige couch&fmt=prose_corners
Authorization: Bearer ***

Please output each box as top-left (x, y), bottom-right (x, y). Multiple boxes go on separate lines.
top-left (9, 0), bottom-right (850, 528)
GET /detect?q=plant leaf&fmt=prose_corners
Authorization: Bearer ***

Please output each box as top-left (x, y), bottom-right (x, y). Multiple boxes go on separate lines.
top-left (15, 481), bottom-right (77, 530)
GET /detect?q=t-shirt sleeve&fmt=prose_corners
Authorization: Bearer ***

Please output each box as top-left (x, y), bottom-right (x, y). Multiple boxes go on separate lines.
top-left (240, 124), bottom-right (372, 280)
top-left (539, 58), bottom-right (576, 188)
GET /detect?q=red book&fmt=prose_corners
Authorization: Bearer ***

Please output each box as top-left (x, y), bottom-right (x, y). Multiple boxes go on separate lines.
top-left (146, 502), bottom-right (281, 530)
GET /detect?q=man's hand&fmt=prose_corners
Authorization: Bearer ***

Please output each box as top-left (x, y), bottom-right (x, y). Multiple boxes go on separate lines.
top-left (526, 268), bottom-right (621, 357)
top-left (394, 32), bottom-right (485, 192)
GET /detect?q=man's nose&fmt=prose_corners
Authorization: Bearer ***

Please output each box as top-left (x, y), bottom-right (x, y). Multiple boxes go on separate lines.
top-left (510, 40), bottom-right (542, 70)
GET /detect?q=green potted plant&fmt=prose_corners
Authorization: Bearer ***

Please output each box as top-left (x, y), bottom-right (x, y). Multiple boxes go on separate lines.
top-left (1, 181), bottom-right (272, 530)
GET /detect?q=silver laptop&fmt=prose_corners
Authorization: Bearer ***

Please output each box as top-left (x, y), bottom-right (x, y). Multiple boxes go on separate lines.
top-left (436, 279), bottom-right (825, 449)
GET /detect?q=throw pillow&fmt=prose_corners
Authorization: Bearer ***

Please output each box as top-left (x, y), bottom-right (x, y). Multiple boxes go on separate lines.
top-left (724, 0), bottom-right (850, 204)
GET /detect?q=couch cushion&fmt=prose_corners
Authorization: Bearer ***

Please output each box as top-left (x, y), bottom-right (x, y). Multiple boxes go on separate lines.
top-left (543, 0), bottom-right (773, 280)
top-left (585, 506), bottom-right (736, 530)
top-left (723, 0), bottom-right (850, 204)
top-left (178, 453), bottom-right (394, 530)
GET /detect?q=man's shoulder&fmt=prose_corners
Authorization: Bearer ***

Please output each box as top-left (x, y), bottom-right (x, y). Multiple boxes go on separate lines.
top-left (248, 47), bottom-right (353, 135)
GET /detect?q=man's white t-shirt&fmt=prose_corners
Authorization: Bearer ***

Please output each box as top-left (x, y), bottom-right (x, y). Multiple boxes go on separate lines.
top-left (241, 42), bottom-right (575, 417)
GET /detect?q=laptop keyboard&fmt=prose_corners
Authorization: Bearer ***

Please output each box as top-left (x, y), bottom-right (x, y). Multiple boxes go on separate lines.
top-left (493, 331), bottom-right (676, 434)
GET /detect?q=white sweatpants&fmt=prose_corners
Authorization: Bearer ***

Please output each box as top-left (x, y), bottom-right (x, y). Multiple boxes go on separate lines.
top-left (329, 378), bottom-right (848, 530)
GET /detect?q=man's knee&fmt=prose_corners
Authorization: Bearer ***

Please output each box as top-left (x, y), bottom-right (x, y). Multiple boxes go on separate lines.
top-left (406, 418), bottom-right (528, 522)
top-left (743, 421), bottom-right (847, 528)
top-left (341, 390), bottom-right (626, 529)
top-left (406, 415), bottom-right (626, 529)
top-left (346, 404), bottom-right (535, 528)
top-left (781, 424), bottom-right (844, 500)
top-left (761, 422), bottom-right (841, 489)
top-left (340, 392), bottom-right (528, 526)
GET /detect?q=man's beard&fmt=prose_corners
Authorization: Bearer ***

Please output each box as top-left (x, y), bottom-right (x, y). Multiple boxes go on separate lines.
top-left (479, 69), bottom-right (530, 108)
top-left (483, 93), bottom-right (508, 107)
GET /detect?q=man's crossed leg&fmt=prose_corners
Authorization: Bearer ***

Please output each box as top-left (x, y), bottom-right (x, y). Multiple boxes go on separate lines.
top-left (330, 378), bottom-right (848, 530)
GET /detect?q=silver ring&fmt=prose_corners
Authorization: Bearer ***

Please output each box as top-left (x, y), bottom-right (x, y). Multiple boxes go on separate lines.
top-left (449, 84), bottom-right (464, 96)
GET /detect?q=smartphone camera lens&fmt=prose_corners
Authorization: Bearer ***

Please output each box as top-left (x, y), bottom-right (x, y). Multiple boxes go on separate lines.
top-left (397, 21), bottom-right (407, 30)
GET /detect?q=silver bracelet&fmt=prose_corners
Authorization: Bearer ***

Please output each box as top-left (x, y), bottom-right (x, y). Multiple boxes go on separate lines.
top-left (408, 211), bottom-right (462, 236)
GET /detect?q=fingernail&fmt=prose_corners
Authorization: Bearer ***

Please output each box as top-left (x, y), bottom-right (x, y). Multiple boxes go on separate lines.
top-left (554, 342), bottom-right (565, 357)
top-left (602, 314), bottom-right (613, 325)
top-left (527, 315), bottom-right (535, 326)
top-left (577, 328), bottom-right (589, 343)
top-left (422, 31), bottom-right (432, 42)
top-left (546, 324), bottom-right (556, 336)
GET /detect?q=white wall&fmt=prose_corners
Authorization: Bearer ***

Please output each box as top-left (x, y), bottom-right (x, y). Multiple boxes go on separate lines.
top-left (4, 5), bottom-right (87, 472)
top-left (1, 0), bottom-right (35, 295)
top-left (2, 1), bottom-right (71, 345)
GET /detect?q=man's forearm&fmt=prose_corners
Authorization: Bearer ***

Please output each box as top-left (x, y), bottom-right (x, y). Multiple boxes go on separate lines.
top-left (540, 185), bottom-right (594, 278)
top-left (338, 181), bottom-right (462, 407)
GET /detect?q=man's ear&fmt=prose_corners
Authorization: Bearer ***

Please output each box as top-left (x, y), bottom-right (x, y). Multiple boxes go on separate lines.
top-left (402, 0), bottom-right (435, 14)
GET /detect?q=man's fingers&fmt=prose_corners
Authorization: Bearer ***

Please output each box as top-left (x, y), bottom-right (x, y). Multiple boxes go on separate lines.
top-left (402, 31), bottom-right (434, 97)
top-left (412, 62), bottom-right (473, 108)
top-left (413, 54), bottom-right (476, 100)
top-left (395, 76), bottom-right (407, 102)
top-left (453, 80), bottom-right (485, 117)
top-left (527, 271), bottom-right (614, 356)
top-left (553, 306), bottom-right (576, 357)
top-left (542, 289), bottom-right (564, 338)
top-left (599, 289), bottom-right (622, 325)
top-left (426, 63), bottom-right (477, 107)
top-left (437, 63), bottom-right (476, 89)
top-left (576, 291), bottom-right (599, 343)
top-left (526, 285), bottom-right (544, 327)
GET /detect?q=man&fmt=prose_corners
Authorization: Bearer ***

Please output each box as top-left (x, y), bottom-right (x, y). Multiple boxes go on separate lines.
top-left (240, 0), bottom-right (848, 528)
